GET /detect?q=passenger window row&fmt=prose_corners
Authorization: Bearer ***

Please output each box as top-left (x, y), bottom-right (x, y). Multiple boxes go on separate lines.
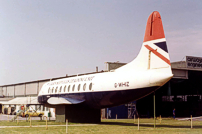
top-left (48, 83), bottom-right (92, 94)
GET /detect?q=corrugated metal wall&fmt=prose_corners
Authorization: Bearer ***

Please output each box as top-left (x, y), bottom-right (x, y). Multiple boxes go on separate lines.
top-left (172, 69), bottom-right (188, 79)
top-left (7, 86), bottom-right (14, 97)
top-left (26, 83), bottom-right (38, 95)
top-left (0, 80), bottom-right (49, 97)
top-left (3, 87), bottom-right (7, 96)
top-left (106, 62), bottom-right (126, 71)
top-left (15, 85), bottom-right (25, 96)
top-left (0, 87), bottom-right (2, 96)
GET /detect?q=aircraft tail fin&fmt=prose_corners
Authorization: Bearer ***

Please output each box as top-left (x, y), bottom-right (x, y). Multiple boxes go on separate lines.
top-left (116, 11), bottom-right (171, 72)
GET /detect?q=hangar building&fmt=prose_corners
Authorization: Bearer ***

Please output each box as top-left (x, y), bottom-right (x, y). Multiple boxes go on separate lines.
top-left (137, 56), bottom-right (202, 118)
top-left (105, 56), bottom-right (202, 118)
top-left (1, 56), bottom-right (202, 119)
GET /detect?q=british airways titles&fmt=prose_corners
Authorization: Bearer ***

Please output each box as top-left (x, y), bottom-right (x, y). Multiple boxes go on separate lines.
top-left (47, 76), bottom-right (95, 86)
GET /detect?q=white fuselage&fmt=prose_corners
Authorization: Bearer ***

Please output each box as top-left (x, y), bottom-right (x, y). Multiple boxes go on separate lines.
top-left (38, 68), bottom-right (172, 109)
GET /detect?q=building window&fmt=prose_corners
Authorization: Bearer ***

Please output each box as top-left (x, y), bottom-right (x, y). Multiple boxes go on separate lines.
top-left (78, 84), bottom-right (80, 91)
top-left (83, 83), bottom-right (86, 91)
top-left (64, 86), bottom-right (66, 92)
top-left (68, 85), bottom-right (70, 92)
top-left (89, 83), bottom-right (92, 90)
top-left (72, 85), bottom-right (75, 91)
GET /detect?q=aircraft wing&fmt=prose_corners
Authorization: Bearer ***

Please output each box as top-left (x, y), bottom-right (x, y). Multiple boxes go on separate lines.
top-left (47, 97), bottom-right (85, 105)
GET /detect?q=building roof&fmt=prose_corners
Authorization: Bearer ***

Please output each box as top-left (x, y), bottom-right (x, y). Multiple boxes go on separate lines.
top-left (0, 71), bottom-right (104, 87)
top-left (0, 98), bottom-right (13, 104)
top-left (1, 97), bottom-right (39, 105)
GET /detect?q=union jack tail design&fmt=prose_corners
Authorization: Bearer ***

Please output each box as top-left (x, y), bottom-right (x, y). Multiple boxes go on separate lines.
top-left (116, 11), bottom-right (171, 73)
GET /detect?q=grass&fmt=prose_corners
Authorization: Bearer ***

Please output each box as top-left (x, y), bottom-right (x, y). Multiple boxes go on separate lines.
top-left (0, 118), bottom-right (202, 134)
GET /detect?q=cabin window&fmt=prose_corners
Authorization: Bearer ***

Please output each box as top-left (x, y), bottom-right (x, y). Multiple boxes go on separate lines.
top-left (48, 87), bottom-right (50, 93)
top-left (55, 86), bottom-right (58, 93)
top-left (83, 83), bottom-right (86, 91)
top-left (52, 87), bottom-right (54, 93)
top-left (64, 86), bottom-right (66, 92)
top-left (72, 84), bottom-right (75, 91)
top-left (89, 83), bottom-right (92, 90)
top-left (59, 86), bottom-right (62, 93)
top-left (68, 85), bottom-right (70, 92)
top-left (78, 84), bottom-right (81, 91)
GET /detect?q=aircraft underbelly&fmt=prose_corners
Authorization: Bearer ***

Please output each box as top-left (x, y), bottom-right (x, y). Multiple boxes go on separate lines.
top-left (38, 86), bottom-right (159, 109)
top-left (87, 86), bottom-right (159, 109)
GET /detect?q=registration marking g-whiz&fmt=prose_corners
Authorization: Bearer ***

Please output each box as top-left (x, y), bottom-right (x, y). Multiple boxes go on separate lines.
top-left (114, 82), bottom-right (129, 88)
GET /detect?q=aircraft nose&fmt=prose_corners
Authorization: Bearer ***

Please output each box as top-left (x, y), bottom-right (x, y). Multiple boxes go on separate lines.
top-left (150, 73), bottom-right (173, 86)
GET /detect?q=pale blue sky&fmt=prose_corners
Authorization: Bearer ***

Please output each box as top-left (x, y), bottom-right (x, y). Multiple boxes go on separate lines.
top-left (0, 0), bottom-right (202, 85)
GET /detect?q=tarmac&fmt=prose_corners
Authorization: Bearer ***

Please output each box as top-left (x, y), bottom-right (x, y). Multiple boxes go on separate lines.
top-left (0, 114), bottom-right (55, 121)
top-left (176, 116), bottom-right (202, 121)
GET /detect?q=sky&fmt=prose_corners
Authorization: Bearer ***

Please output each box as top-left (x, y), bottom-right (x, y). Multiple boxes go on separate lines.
top-left (0, 0), bottom-right (202, 85)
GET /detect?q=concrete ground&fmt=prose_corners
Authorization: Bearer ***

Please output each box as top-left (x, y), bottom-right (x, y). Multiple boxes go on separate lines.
top-left (0, 114), bottom-right (55, 121)
top-left (176, 116), bottom-right (202, 121)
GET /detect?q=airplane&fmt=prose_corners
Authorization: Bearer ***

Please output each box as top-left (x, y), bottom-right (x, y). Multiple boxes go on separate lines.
top-left (38, 11), bottom-right (173, 110)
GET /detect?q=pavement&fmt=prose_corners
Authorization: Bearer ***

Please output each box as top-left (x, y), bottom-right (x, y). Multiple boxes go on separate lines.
top-left (176, 116), bottom-right (202, 121)
top-left (0, 114), bottom-right (55, 121)
top-left (0, 124), bottom-right (98, 128)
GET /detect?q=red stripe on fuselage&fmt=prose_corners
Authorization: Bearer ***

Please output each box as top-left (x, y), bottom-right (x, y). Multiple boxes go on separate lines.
top-left (145, 45), bottom-right (170, 65)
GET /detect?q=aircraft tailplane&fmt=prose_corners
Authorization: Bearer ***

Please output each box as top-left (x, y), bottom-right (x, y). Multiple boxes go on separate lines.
top-left (116, 11), bottom-right (171, 73)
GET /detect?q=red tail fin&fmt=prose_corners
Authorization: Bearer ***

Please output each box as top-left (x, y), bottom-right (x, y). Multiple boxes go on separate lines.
top-left (144, 11), bottom-right (165, 42)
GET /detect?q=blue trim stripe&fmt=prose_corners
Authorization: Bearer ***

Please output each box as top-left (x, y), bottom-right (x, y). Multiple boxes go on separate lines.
top-left (154, 41), bottom-right (168, 53)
